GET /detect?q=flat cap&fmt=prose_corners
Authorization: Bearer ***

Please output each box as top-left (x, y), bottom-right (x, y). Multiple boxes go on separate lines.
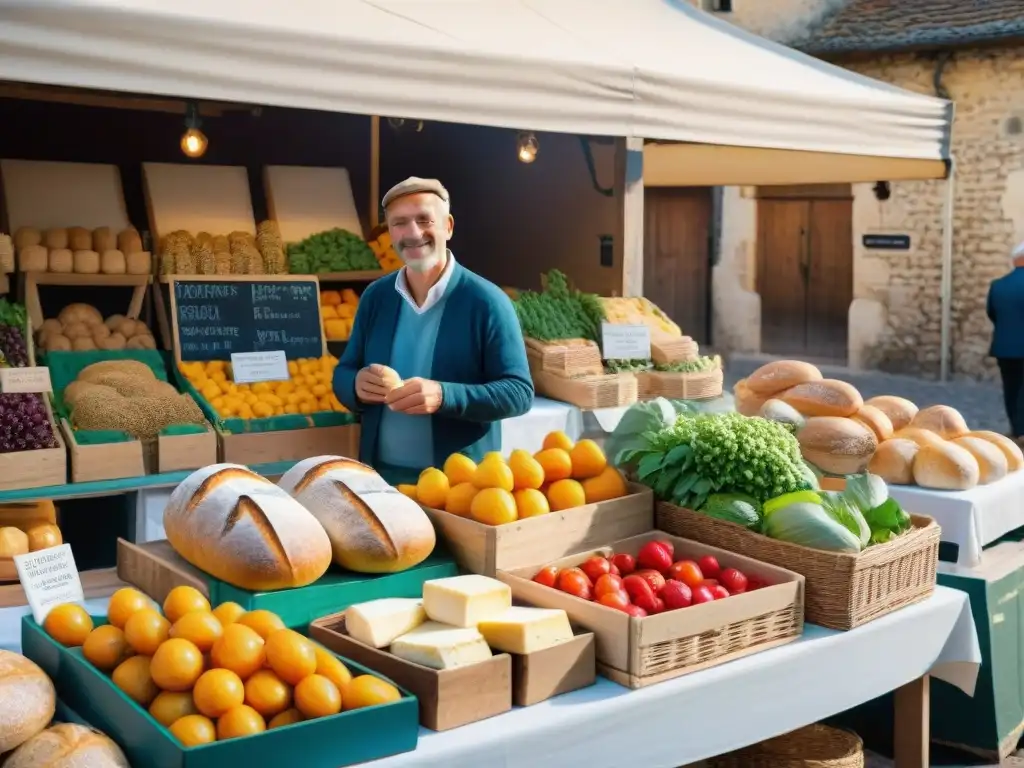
top-left (382, 177), bottom-right (449, 209)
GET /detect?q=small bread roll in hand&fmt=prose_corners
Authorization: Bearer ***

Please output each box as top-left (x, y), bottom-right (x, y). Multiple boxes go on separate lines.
top-left (376, 365), bottom-right (403, 391)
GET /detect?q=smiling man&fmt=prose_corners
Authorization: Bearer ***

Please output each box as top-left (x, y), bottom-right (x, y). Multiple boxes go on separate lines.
top-left (333, 177), bottom-right (534, 485)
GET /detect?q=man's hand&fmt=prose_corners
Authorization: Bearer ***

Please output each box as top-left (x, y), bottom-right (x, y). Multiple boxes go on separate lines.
top-left (385, 377), bottom-right (443, 415)
top-left (355, 364), bottom-right (393, 404)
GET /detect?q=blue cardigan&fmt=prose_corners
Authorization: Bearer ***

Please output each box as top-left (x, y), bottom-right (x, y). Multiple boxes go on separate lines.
top-left (988, 267), bottom-right (1024, 358)
top-left (333, 262), bottom-right (534, 470)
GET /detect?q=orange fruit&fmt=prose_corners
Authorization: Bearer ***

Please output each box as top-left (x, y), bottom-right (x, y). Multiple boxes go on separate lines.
top-left (313, 646), bottom-right (352, 694)
top-left (268, 708), bottom-right (303, 729)
top-left (471, 459), bottom-right (514, 492)
top-left (163, 586), bottom-right (211, 624)
top-left (294, 674), bottom-right (342, 719)
top-left (582, 466), bottom-right (628, 503)
top-left (107, 588), bottom-right (152, 630)
top-left (416, 468), bottom-right (449, 509)
top-left (149, 691), bottom-right (199, 727)
top-left (542, 431), bottom-right (574, 452)
top-left (236, 610), bottom-right (285, 641)
top-left (193, 668), bottom-right (245, 718)
top-left (469, 487), bottom-right (518, 526)
top-left (547, 478), bottom-right (586, 511)
top-left (534, 448), bottom-right (572, 482)
top-left (43, 604), bottom-right (94, 647)
top-left (210, 623), bottom-right (266, 680)
top-left (212, 601), bottom-right (246, 627)
top-left (244, 669), bottom-right (292, 719)
top-left (82, 625), bottom-right (131, 671)
top-left (151, 638), bottom-right (204, 692)
top-left (216, 704), bottom-right (266, 740)
top-left (445, 482), bottom-right (478, 516)
top-left (170, 714), bottom-right (216, 746)
top-left (112, 655), bottom-right (159, 707)
top-left (124, 608), bottom-right (171, 655)
top-left (569, 439), bottom-right (608, 479)
top-left (396, 484), bottom-right (418, 501)
top-left (264, 629), bottom-right (317, 685)
top-left (508, 449), bottom-right (545, 490)
top-left (344, 675), bottom-right (401, 711)
top-left (513, 488), bottom-right (550, 518)
top-left (443, 453), bottom-right (477, 486)
top-left (170, 611), bottom-right (223, 653)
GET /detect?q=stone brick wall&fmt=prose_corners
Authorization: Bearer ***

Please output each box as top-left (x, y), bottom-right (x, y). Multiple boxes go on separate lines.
top-left (706, 0), bottom-right (843, 42)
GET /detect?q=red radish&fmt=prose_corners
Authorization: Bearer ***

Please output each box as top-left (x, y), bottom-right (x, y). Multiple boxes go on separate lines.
top-left (659, 580), bottom-right (692, 610)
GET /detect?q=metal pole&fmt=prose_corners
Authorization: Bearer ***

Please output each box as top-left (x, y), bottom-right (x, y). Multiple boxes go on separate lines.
top-left (939, 157), bottom-right (956, 382)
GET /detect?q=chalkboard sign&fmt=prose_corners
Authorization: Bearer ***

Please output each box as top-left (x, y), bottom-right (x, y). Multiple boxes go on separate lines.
top-left (169, 276), bottom-right (325, 362)
top-left (862, 234), bottom-right (911, 251)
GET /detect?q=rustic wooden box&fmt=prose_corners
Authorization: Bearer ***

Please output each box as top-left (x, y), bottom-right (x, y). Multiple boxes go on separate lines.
top-left (217, 423), bottom-right (359, 465)
top-left (156, 426), bottom-right (218, 473)
top-left (61, 418), bottom-right (145, 483)
top-left (524, 338), bottom-right (604, 377)
top-left (512, 630), bottom-right (596, 706)
top-left (0, 400), bottom-right (66, 491)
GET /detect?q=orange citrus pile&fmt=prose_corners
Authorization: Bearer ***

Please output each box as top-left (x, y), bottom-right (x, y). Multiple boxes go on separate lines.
top-left (45, 587), bottom-right (401, 746)
top-left (399, 431), bottom-right (628, 525)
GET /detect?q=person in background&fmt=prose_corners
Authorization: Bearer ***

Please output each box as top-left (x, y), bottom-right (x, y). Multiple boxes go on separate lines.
top-left (333, 177), bottom-right (534, 485)
top-left (987, 239), bottom-right (1024, 441)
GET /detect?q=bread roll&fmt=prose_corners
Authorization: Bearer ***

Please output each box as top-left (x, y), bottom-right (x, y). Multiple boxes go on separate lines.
top-left (760, 398), bottom-right (805, 429)
top-left (43, 228), bottom-right (67, 250)
top-left (163, 464), bottom-right (333, 591)
top-left (92, 227), bottom-right (116, 253)
top-left (746, 360), bottom-right (823, 396)
top-left (864, 395), bottom-right (918, 432)
top-left (100, 249), bottom-right (126, 274)
top-left (0, 527), bottom-right (29, 557)
top-left (797, 416), bottom-right (878, 475)
top-left (952, 436), bottom-right (1008, 485)
top-left (58, 303), bottom-right (103, 327)
top-left (965, 430), bottom-right (1024, 472)
top-left (5, 723), bottom-right (128, 768)
top-left (279, 456), bottom-right (437, 574)
top-left (48, 249), bottom-right (73, 273)
top-left (67, 227), bottom-right (92, 251)
top-left (852, 405), bottom-right (894, 443)
top-left (913, 442), bottom-right (980, 491)
top-left (14, 227), bottom-right (41, 250)
top-left (18, 244), bottom-right (47, 272)
top-left (117, 227), bottom-right (143, 254)
top-left (910, 405), bottom-right (969, 439)
top-left (779, 379), bottom-right (863, 418)
top-left (868, 438), bottom-right (919, 485)
top-left (0, 650), bottom-right (56, 752)
top-left (891, 427), bottom-right (946, 449)
top-left (125, 250), bottom-right (151, 275)
top-left (73, 250), bottom-right (100, 274)
top-left (734, 379), bottom-right (768, 417)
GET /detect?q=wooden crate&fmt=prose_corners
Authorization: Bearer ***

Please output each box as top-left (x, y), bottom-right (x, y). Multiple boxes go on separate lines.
top-left (61, 417), bottom-right (145, 483)
top-left (531, 369), bottom-right (638, 409)
top-left (420, 483), bottom-right (653, 576)
top-left (512, 631), bottom-right (596, 706)
top-left (638, 368), bottom-right (723, 401)
top-left (651, 336), bottom-right (699, 365)
top-left (217, 422), bottom-right (359, 465)
top-left (0, 398), bottom-right (66, 491)
top-left (310, 614), bottom-right (512, 731)
top-left (499, 531), bottom-right (805, 688)
top-left (525, 338), bottom-right (604, 377)
top-left (24, 272), bottom-right (152, 335)
top-left (156, 426), bottom-right (218, 473)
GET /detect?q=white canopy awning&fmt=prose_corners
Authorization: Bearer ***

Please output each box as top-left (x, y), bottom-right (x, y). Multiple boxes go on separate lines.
top-left (0, 0), bottom-right (951, 178)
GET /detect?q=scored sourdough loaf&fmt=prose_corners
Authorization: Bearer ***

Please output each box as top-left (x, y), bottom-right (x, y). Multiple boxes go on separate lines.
top-left (913, 442), bottom-right (980, 491)
top-left (5, 723), bottom-right (129, 768)
top-left (796, 416), bottom-right (877, 475)
top-left (745, 360), bottom-right (822, 396)
top-left (966, 430), bottom-right (1024, 472)
top-left (163, 464), bottom-right (333, 591)
top-left (779, 379), bottom-right (863, 418)
top-left (868, 438), bottom-right (920, 485)
top-left (0, 650), bottom-right (55, 753)
top-left (278, 456), bottom-right (436, 574)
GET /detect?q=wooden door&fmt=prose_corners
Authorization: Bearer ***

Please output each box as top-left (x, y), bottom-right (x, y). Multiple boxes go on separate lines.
top-left (643, 188), bottom-right (712, 344)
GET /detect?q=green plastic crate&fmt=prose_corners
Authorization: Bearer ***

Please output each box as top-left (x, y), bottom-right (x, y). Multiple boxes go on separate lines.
top-left (22, 616), bottom-right (419, 768)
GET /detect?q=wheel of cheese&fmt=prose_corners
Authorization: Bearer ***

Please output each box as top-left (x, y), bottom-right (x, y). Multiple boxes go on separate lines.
top-left (278, 456), bottom-right (437, 574)
top-left (733, 379), bottom-right (768, 417)
top-left (797, 417), bottom-right (878, 476)
top-left (779, 379), bottom-right (863, 418)
top-left (163, 464), bottom-right (333, 591)
top-left (5, 723), bottom-right (129, 768)
top-left (952, 436), bottom-right (1008, 485)
top-left (0, 649), bottom-right (56, 752)
top-left (912, 442), bottom-right (980, 491)
top-left (890, 427), bottom-right (946, 449)
top-left (745, 360), bottom-right (822, 396)
top-left (868, 438), bottom-right (919, 485)
top-left (964, 430), bottom-right (1024, 472)
top-left (909, 405), bottom-right (969, 440)
top-left (851, 405), bottom-right (894, 443)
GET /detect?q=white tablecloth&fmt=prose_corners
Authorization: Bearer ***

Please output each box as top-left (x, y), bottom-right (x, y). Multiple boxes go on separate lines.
top-left (889, 471), bottom-right (1024, 567)
top-left (500, 398), bottom-right (628, 455)
top-left (364, 587), bottom-right (979, 768)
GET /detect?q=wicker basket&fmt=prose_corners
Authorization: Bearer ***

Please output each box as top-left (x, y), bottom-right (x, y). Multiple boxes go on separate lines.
top-left (638, 368), bottom-right (723, 400)
top-left (709, 723), bottom-right (864, 768)
top-left (656, 503), bottom-right (940, 630)
top-left (651, 336), bottom-right (699, 364)
top-left (525, 337), bottom-right (604, 377)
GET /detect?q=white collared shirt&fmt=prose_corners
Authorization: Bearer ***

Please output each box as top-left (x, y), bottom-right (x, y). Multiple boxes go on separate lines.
top-left (394, 251), bottom-right (456, 314)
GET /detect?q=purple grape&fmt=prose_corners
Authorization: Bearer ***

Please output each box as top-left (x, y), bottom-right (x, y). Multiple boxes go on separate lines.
top-left (0, 392), bottom-right (56, 452)
top-left (0, 323), bottom-right (28, 367)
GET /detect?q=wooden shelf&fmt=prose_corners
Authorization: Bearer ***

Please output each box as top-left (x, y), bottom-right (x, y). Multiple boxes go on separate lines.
top-left (25, 272), bottom-right (152, 287)
top-left (314, 270), bottom-right (387, 282)
top-left (158, 271), bottom-right (387, 284)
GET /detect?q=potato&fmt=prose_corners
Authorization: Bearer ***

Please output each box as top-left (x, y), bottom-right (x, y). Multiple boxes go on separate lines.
top-left (45, 334), bottom-right (71, 352)
top-left (99, 333), bottom-right (126, 350)
top-left (62, 322), bottom-right (91, 340)
top-left (13, 227), bottom-right (41, 250)
top-left (104, 314), bottom-right (126, 331)
top-left (67, 227), bottom-right (92, 251)
top-left (43, 228), bottom-right (68, 250)
top-left (91, 324), bottom-right (111, 341)
top-left (71, 336), bottom-right (96, 351)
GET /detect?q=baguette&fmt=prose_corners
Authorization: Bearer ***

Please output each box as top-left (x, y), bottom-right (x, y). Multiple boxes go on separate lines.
top-left (965, 430), bottom-right (1024, 472)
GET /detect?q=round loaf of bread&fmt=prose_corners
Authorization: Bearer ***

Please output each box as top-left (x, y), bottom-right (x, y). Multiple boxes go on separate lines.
top-left (965, 430), bottom-right (1024, 472)
top-left (779, 379), bottom-right (863, 418)
top-left (797, 417), bottom-right (878, 475)
top-left (913, 442), bottom-right (980, 491)
top-left (5, 723), bottom-right (128, 768)
top-left (952, 436), bottom-right (1008, 485)
top-left (0, 649), bottom-right (56, 752)
top-left (733, 379), bottom-right (768, 417)
top-left (910, 405), bottom-right (969, 439)
top-left (864, 395), bottom-right (918, 432)
top-left (852, 405), bottom-right (894, 443)
top-left (163, 464), bottom-right (333, 591)
top-left (745, 360), bottom-right (822, 396)
top-left (891, 427), bottom-right (946, 449)
top-left (868, 438), bottom-right (919, 485)
top-left (279, 456), bottom-right (437, 574)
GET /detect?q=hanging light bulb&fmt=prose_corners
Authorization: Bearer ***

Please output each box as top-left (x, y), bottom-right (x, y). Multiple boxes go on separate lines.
top-left (180, 102), bottom-right (208, 159)
top-left (516, 131), bottom-right (539, 164)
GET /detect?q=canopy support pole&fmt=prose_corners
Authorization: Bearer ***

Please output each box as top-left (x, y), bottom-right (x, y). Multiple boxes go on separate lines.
top-left (370, 115), bottom-right (381, 228)
top-left (940, 158), bottom-right (956, 382)
top-left (615, 137), bottom-right (645, 297)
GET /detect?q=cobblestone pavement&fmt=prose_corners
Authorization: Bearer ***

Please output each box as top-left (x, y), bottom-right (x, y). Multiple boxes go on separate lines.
top-left (725, 355), bottom-right (1009, 435)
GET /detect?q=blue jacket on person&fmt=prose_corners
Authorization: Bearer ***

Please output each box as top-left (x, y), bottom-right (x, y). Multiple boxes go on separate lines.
top-left (988, 266), bottom-right (1024, 358)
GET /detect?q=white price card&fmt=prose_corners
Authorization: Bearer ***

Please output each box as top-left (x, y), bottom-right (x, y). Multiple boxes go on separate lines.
top-left (601, 322), bottom-right (651, 360)
top-left (0, 366), bottom-right (52, 394)
top-left (14, 544), bottom-right (85, 624)
top-left (230, 350), bottom-right (289, 384)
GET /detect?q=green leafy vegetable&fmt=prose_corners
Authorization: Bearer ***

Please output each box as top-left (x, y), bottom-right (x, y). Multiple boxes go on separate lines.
top-left (513, 270), bottom-right (606, 341)
top-left (286, 229), bottom-right (378, 274)
top-left (842, 473), bottom-right (911, 542)
top-left (761, 500), bottom-right (862, 553)
top-left (699, 493), bottom-right (762, 529)
top-left (655, 355), bottom-right (721, 373)
top-left (0, 299), bottom-right (27, 332)
top-left (819, 491), bottom-right (870, 548)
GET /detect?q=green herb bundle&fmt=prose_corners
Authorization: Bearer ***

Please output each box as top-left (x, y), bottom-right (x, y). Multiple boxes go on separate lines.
top-left (513, 270), bottom-right (606, 341)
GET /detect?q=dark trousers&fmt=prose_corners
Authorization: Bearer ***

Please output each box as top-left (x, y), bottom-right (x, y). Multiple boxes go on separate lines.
top-left (997, 358), bottom-right (1024, 438)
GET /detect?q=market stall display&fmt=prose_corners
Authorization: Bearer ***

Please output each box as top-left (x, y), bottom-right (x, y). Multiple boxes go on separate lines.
top-left (286, 228), bottom-right (379, 275)
top-left (157, 227), bottom-right (288, 276)
top-left (367, 228), bottom-right (403, 274)
top-left (0, 501), bottom-right (62, 582)
top-left (320, 288), bottom-right (359, 342)
top-left (263, 165), bottom-right (365, 247)
top-left (36, 304), bottom-right (157, 353)
top-left (14, 225), bottom-right (151, 276)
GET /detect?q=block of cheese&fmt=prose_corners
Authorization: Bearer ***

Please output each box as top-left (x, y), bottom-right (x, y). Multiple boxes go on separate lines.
top-left (422, 575), bottom-right (512, 628)
top-left (477, 607), bottom-right (573, 654)
top-left (390, 622), bottom-right (493, 670)
top-left (346, 598), bottom-right (426, 649)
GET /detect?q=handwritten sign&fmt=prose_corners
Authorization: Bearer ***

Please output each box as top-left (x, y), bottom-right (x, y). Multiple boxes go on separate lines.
top-left (0, 366), bottom-right (52, 394)
top-left (14, 544), bottom-right (84, 624)
top-left (601, 322), bottom-right (651, 360)
top-left (171, 279), bottom-right (324, 361)
top-left (231, 351), bottom-right (289, 384)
